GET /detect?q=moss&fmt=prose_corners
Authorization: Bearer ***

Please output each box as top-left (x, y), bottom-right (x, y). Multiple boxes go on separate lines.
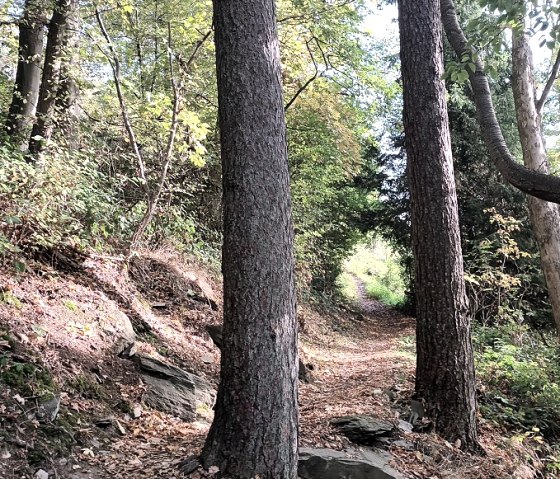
top-left (66, 373), bottom-right (106, 400)
top-left (63, 299), bottom-right (79, 312)
top-left (0, 291), bottom-right (23, 309)
top-left (0, 357), bottom-right (55, 397)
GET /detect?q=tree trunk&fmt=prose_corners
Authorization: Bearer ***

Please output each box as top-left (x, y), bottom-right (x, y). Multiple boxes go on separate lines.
top-left (398, 0), bottom-right (479, 451)
top-left (511, 27), bottom-right (560, 337)
top-left (4, 0), bottom-right (47, 145)
top-left (199, 0), bottom-right (299, 478)
top-left (28, 0), bottom-right (77, 158)
top-left (55, 0), bottom-right (80, 150)
top-left (440, 0), bottom-right (560, 205)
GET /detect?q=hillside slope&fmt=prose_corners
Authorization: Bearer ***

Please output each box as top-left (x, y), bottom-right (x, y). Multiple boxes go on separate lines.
top-left (0, 249), bottom-right (545, 478)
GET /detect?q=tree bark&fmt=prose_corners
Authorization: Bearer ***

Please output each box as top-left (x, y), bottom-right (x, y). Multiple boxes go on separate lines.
top-left (28, 0), bottom-right (78, 158)
top-left (199, 0), bottom-right (299, 478)
top-left (398, 0), bottom-right (479, 451)
top-left (511, 27), bottom-right (560, 337)
top-left (55, 0), bottom-right (80, 150)
top-left (4, 0), bottom-right (47, 145)
top-left (440, 0), bottom-right (560, 205)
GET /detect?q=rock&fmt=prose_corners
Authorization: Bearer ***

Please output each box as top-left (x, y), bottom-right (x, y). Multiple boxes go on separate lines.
top-left (132, 405), bottom-right (142, 419)
top-left (298, 447), bottom-right (403, 479)
top-left (36, 394), bottom-right (61, 422)
top-left (114, 312), bottom-right (137, 356)
top-left (331, 415), bottom-right (395, 446)
top-left (397, 419), bottom-right (413, 433)
top-left (35, 470), bottom-right (49, 479)
top-left (206, 324), bottom-right (223, 349)
top-left (135, 355), bottom-right (215, 422)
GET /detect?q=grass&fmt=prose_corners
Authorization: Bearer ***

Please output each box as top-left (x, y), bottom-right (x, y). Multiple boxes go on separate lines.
top-left (338, 238), bottom-right (407, 307)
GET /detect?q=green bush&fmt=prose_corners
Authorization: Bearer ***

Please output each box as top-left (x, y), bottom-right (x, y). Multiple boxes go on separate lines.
top-left (475, 324), bottom-right (560, 439)
top-left (0, 146), bottom-right (126, 258)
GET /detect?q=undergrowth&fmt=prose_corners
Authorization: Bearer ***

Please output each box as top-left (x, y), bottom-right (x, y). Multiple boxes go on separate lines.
top-left (474, 324), bottom-right (560, 473)
top-left (338, 239), bottom-right (406, 307)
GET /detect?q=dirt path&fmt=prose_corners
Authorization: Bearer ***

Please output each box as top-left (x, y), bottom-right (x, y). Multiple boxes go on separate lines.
top-left (299, 277), bottom-right (416, 450)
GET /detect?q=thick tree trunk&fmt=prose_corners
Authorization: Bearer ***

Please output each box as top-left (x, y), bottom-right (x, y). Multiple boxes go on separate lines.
top-left (28, 0), bottom-right (77, 157)
top-left (440, 0), bottom-right (560, 205)
top-left (4, 0), bottom-right (47, 145)
top-left (511, 28), bottom-right (560, 336)
top-left (199, 0), bottom-right (299, 478)
top-left (398, 0), bottom-right (479, 451)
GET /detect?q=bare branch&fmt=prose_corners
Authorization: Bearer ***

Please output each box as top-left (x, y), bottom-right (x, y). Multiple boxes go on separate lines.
top-left (285, 39), bottom-right (319, 111)
top-left (536, 48), bottom-right (560, 113)
top-left (94, 5), bottom-right (150, 197)
top-left (175, 29), bottom-right (212, 75)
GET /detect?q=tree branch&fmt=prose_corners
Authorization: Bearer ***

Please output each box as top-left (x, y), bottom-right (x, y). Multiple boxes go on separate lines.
top-left (94, 5), bottom-right (150, 198)
top-left (536, 47), bottom-right (560, 113)
top-left (441, 0), bottom-right (560, 204)
top-left (285, 39), bottom-right (319, 111)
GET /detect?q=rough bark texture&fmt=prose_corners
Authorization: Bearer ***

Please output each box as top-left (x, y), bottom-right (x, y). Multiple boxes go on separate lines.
top-left (441, 0), bottom-right (560, 205)
top-left (398, 0), bottom-right (479, 451)
top-left (28, 0), bottom-right (77, 157)
top-left (199, 0), bottom-right (299, 477)
top-left (511, 28), bottom-right (560, 337)
top-left (4, 0), bottom-right (47, 144)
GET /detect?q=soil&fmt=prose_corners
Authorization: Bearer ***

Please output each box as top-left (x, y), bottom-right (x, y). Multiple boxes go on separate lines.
top-left (0, 250), bottom-right (547, 478)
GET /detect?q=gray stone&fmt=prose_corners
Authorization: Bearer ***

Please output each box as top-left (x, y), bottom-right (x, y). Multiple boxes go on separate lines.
top-left (331, 416), bottom-right (395, 446)
top-left (396, 419), bottom-right (413, 433)
top-left (36, 394), bottom-right (61, 422)
top-left (136, 355), bottom-right (215, 422)
top-left (298, 447), bottom-right (403, 479)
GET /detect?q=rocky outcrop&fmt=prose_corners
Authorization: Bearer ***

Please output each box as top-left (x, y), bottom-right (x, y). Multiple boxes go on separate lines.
top-left (135, 355), bottom-right (215, 422)
top-left (298, 447), bottom-right (403, 479)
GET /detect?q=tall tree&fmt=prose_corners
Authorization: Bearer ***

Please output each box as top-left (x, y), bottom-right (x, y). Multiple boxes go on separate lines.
top-left (511, 23), bottom-right (560, 338)
top-left (441, 0), bottom-right (560, 336)
top-left (199, 0), bottom-right (299, 477)
top-left (4, 0), bottom-right (48, 145)
top-left (398, 0), bottom-right (479, 450)
top-left (28, 0), bottom-right (78, 157)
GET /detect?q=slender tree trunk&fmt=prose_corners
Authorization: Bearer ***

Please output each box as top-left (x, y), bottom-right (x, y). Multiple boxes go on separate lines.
top-left (55, 0), bottom-right (80, 150)
top-left (4, 0), bottom-right (47, 145)
top-left (511, 27), bottom-right (560, 337)
top-left (398, 0), bottom-right (479, 451)
top-left (199, 0), bottom-right (299, 477)
top-left (28, 0), bottom-right (77, 157)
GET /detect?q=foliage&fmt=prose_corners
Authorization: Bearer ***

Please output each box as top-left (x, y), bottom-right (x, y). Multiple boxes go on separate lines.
top-left (0, 145), bottom-right (125, 259)
top-left (338, 239), bottom-right (406, 307)
top-left (464, 208), bottom-right (550, 327)
top-left (475, 323), bottom-right (560, 442)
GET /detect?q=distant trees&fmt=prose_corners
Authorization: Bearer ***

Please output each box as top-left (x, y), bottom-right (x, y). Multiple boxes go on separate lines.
top-left (4, 0), bottom-right (48, 146)
top-left (199, 0), bottom-right (299, 477)
top-left (398, 0), bottom-right (479, 451)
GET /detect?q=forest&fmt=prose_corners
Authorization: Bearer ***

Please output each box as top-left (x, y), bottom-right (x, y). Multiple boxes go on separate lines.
top-left (1, 0), bottom-right (560, 478)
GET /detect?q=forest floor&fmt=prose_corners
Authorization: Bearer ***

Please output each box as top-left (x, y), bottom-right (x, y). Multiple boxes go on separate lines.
top-left (0, 249), bottom-right (546, 478)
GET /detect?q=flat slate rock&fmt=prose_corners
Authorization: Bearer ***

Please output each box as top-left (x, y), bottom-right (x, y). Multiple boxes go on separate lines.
top-left (331, 415), bottom-right (395, 445)
top-left (298, 447), bottom-right (403, 479)
top-left (136, 355), bottom-right (215, 422)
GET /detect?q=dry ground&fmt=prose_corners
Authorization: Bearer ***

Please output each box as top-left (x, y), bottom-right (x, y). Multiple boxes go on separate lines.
top-left (0, 250), bottom-right (547, 478)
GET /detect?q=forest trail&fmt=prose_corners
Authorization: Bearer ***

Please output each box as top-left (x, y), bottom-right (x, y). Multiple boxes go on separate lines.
top-left (299, 277), bottom-right (416, 453)
top-left (1, 257), bottom-right (532, 479)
